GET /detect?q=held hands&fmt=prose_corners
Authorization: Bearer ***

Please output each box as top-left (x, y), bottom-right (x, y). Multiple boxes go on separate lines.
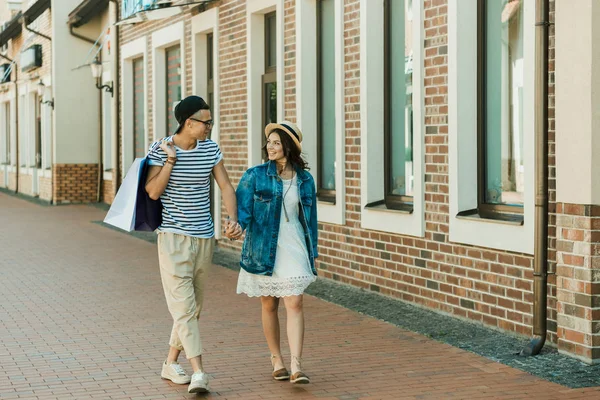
top-left (224, 218), bottom-right (243, 241)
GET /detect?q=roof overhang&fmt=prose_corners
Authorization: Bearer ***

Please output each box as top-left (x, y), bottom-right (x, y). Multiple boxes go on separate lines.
top-left (68, 0), bottom-right (110, 28)
top-left (116, 0), bottom-right (218, 26)
top-left (0, 12), bottom-right (23, 48)
top-left (23, 0), bottom-right (51, 25)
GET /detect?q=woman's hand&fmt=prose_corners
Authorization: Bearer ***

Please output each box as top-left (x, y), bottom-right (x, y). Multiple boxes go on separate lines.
top-left (224, 219), bottom-right (243, 240)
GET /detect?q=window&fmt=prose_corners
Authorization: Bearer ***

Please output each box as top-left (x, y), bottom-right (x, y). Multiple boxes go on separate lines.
top-left (18, 94), bottom-right (25, 167)
top-left (448, 0), bottom-right (533, 253)
top-left (207, 33), bottom-right (214, 111)
top-left (103, 90), bottom-right (112, 170)
top-left (262, 11), bottom-right (277, 156)
top-left (2, 102), bottom-right (9, 165)
top-left (166, 45), bottom-right (181, 135)
top-left (476, 0), bottom-right (524, 219)
top-left (133, 57), bottom-right (145, 158)
top-left (34, 94), bottom-right (41, 168)
top-left (122, 0), bottom-right (156, 19)
top-left (317, 0), bottom-right (336, 203)
top-left (383, 0), bottom-right (414, 211)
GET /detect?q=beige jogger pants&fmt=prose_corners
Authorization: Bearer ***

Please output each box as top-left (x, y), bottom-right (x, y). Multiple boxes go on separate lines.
top-left (157, 232), bottom-right (214, 359)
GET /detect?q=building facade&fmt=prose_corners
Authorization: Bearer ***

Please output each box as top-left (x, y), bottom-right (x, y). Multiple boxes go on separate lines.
top-left (3, 0), bottom-right (600, 364)
top-left (0, 0), bottom-right (119, 204)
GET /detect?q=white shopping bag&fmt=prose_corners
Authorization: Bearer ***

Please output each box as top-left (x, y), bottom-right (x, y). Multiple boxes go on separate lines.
top-left (103, 158), bottom-right (144, 231)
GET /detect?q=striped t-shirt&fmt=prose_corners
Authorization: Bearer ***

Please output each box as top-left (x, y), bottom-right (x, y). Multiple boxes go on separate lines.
top-left (147, 136), bottom-right (223, 238)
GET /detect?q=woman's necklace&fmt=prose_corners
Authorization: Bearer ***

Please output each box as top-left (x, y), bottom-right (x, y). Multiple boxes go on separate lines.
top-left (280, 168), bottom-right (295, 223)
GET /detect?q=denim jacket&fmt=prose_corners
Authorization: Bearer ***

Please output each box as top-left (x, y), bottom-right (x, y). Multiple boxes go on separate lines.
top-left (236, 161), bottom-right (318, 276)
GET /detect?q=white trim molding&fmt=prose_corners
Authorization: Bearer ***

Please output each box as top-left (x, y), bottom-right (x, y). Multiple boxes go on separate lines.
top-left (359, 0), bottom-right (424, 237)
top-left (121, 36), bottom-right (148, 173)
top-left (246, 0), bottom-right (285, 168)
top-left (191, 6), bottom-right (223, 238)
top-left (297, 0), bottom-right (345, 226)
top-left (447, 0), bottom-right (535, 254)
top-left (152, 21), bottom-right (186, 141)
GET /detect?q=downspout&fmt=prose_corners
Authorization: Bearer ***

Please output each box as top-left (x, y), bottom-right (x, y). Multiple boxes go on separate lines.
top-left (23, 24), bottom-right (51, 41)
top-left (109, 0), bottom-right (121, 192)
top-left (69, 26), bottom-right (103, 203)
top-left (1, 54), bottom-right (18, 194)
top-left (521, 0), bottom-right (550, 357)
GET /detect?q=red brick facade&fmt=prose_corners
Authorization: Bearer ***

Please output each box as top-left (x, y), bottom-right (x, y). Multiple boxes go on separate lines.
top-left (52, 164), bottom-right (99, 204)
top-left (115, 0), bottom-right (600, 362)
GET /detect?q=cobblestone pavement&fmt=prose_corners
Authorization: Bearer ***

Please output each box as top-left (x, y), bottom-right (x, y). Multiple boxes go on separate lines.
top-left (1, 192), bottom-right (600, 399)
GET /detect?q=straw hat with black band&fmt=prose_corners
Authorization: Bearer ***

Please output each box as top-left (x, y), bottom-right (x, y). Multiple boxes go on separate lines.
top-left (264, 121), bottom-right (303, 152)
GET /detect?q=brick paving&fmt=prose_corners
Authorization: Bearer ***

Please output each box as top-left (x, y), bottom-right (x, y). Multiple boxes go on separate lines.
top-left (1, 192), bottom-right (600, 400)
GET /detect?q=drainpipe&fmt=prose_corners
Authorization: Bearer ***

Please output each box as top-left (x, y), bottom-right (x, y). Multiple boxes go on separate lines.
top-left (109, 0), bottom-right (121, 191)
top-left (23, 23), bottom-right (51, 42)
top-left (1, 54), bottom-right (18, 194)
top-left (521, 0), bottom-right (550, 357)
top-left (68, 26), bottom-right (103, 203)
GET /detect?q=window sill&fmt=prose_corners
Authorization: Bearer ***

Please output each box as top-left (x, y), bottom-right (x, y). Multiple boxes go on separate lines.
top-left (317, 191), bottom-right (336, 205)
top-left (317, 198), bottom-right (336, 205)
top-left (365, 200), bottom-right (413, 214)
top-left (456, 209), bottom-right (524, 226)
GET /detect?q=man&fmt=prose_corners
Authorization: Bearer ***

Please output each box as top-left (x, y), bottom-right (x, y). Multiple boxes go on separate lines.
top-left (145, 95), bottom-right (241, 393)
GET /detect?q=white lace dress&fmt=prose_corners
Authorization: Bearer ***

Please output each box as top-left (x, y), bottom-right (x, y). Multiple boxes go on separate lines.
top-left (237, 175), bottom-right (317, 297)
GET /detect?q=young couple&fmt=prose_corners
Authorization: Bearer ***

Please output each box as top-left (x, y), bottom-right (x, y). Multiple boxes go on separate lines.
top-left (145, 95), bottom-right (318, 393)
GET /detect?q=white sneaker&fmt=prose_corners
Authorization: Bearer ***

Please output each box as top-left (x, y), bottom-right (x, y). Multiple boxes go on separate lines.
top-left (188, 371), bottom-right (210, 393)
top-left (161, 361), bottom-right (191, 384)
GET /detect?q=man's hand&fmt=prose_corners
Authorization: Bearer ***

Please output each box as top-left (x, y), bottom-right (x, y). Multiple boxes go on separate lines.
top-left (159, 139), bottom-right (177, 158)
top-left (224, 219), bottom-right (243, 240)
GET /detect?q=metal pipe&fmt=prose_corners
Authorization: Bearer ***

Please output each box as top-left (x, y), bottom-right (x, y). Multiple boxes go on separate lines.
top-left (0, 54), bottom-right (18, 194)
top-left (23, 23), bottom-right (51, 41)
top-left (68, 25), bottom-right (103, 202)
top-left (521, 0), bottom-right (550, 357)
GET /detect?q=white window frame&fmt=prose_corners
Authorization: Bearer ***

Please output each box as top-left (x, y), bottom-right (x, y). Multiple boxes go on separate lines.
top-left (152, 21), bottom-right (186, 141)
top-left (359, 0), bottom-right (424, 237)
top-left (17, 86), bottom-right (28, 171)
top-left (296, 0), bottom-right (345, 225)
top-left (191, 6), bottom-right (222, 238)
top-left (39, 75), bottom-right (52, 175)
top-left (246, 0), bottom-right (285, 168)
top-left (1, 87), bottom-right (18, 170)
top-left (0, 100), bottom-right (9, 166)
top-left (448, 0), bottom-right (535, 254)
top-left (121, 36), bottom-right (148, 173)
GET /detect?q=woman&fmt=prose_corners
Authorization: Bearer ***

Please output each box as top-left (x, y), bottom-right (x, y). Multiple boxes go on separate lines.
top-left (235, 121), bottom-right (318, 384)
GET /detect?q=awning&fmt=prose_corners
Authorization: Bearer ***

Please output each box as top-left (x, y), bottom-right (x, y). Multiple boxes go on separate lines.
top-left (68, 0), bottom-right (110, 28)
top-left (0, 12), bottom-right (22, 48)
top-left (23, 0), bottom-right (51, 25)
top-left (115, 0), bottom-right (217, 26)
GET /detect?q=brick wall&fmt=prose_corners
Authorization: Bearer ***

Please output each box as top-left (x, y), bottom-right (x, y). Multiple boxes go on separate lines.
top-left (39, 176), bottom-right (52, 202)
top-left (7, 171), bottom-right (16, 191)
top-left (117, 0), bottom-right (564, 351)
top-left (18, 173), bottom-right (32, 196)
top-left (283, 0), bottom-right (296, 122)
top-left (53, 164), bottom-right (98, 204)
top-left (102, 179), bottom-right (115, 205)
top-left (556, 203), bottom-right (600, 362)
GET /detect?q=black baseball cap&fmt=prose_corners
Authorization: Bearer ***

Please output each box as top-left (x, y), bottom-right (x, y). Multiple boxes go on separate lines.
top-left (173, 95), bottom-right (209, 134)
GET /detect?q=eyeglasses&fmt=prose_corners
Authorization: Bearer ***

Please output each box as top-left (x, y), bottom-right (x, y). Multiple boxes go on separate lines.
top-left (189, 118), bottom-right (214, 128)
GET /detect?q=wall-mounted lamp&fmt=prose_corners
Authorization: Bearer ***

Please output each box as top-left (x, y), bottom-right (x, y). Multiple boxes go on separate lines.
top-left (91, 58), bottom-right (113, 97)
top-left (37, 81), bottom-right (54, 109)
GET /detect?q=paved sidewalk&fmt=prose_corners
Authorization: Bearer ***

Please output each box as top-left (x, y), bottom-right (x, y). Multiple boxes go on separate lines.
top-left (1, 192), bottom-right (599, 400)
